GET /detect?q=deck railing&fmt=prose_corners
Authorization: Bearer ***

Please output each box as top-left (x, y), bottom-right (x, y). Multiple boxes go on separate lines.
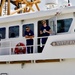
top-left (0, 36), bottom-right (49, 55)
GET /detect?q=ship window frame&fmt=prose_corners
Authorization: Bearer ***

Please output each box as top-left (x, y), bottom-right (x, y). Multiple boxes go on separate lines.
top-left (1, 73), bottom-right (8, 75)
top-left (57, 18), bottom-right (73, 33)
top-left (9, 25), bottom-right (19, 38)
top-left (0, 27), bottom-right (6, 39)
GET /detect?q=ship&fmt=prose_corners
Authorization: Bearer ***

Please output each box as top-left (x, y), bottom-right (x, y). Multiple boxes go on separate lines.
top-left (0, 0), bottom-right (75, 75)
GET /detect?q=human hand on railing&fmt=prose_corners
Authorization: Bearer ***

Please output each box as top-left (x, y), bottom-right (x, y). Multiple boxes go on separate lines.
top-left (29, 36), bottom-right (34, 39)
top-left (25, 35), bottom-right (29, 38)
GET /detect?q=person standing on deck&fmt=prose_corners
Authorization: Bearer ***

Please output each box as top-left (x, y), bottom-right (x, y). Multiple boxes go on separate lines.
top-left (40, 20), bottom-right (52, 51)
top-left (25, 26), bottom-right (34, 54)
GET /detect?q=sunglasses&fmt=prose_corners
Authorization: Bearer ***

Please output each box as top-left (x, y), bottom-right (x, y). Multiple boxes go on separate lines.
top-left (26, 28), bottom-right (29, 30)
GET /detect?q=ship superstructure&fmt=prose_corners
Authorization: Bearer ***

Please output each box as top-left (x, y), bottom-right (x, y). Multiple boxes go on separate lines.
top-left (0, 0), bottom-right (75, 75)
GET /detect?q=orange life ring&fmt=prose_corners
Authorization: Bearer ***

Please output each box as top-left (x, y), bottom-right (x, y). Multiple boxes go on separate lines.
top-left (14, 42), bottom-right (26, 54)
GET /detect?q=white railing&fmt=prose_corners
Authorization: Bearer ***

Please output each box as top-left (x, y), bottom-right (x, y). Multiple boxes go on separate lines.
top-left (0, 36), bottom-right (49, 55)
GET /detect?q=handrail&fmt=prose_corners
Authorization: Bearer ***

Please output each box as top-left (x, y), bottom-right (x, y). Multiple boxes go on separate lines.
top-left (0, 36), bottom-right (49, 55)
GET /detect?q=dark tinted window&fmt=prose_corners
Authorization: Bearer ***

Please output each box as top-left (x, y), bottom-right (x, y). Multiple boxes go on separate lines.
top-left (0, 27), bottom-right (6, 39)
top-left (57, 18), bottom-right (73, 33)
top-left (9, 26), bottom-right (19, 38)
top-left (22, 23), bottom-right (34, 37)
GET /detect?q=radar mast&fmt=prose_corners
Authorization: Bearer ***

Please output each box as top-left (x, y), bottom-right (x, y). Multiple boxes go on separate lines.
top-left (0, 0), bottom-right (41, 16)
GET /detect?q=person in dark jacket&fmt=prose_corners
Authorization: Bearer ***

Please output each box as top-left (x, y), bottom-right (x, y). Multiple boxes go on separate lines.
top-left (25, 26), bottom-right (34, 53)
top-left (40, 20), bottom-right (52, 51)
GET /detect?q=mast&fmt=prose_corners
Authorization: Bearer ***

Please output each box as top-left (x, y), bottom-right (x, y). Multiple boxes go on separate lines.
top-left (0, 0), bottom-right (41, 16)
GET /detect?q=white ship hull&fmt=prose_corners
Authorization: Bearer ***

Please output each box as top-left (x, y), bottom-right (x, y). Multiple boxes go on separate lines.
top-left (0, 59), bottom-right (75, 75)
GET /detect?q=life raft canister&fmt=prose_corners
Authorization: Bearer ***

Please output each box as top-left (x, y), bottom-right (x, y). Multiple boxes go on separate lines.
top-left (14, 43), bottom-right (26, 54)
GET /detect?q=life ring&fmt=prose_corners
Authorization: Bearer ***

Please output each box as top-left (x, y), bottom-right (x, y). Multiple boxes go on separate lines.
top-left (14, 42), bottom-right (26, 54)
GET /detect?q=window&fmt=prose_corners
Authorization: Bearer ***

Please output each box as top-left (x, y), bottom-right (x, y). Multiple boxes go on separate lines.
top-left (57, 18), bottom-right (73, 33)
top-left (22, 23), bottom-right (34, 37)
top-left (0, 27), bottom-right (6, 39)
top-left (9, 26), bottom-right (19, 38)
top-left (1, 73), bottom-right (8, 75)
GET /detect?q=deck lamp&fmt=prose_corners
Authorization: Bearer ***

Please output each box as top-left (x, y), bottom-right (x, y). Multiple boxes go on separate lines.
top-left (68, 0), bottom-right (72, 6)
top-left (68, 0), bottom-right (70, 6)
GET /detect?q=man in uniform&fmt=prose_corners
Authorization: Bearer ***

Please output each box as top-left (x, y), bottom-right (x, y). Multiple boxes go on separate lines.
top-left (25, 26), bottom-right (34, 53)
